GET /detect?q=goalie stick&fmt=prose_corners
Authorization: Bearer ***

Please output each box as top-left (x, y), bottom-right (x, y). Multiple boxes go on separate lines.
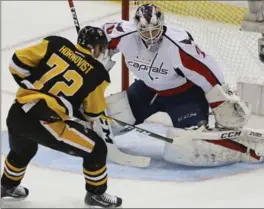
top-left (105, 116), bottom-right (264, 144)
top-left (67, 0), bottom-right (150, 168)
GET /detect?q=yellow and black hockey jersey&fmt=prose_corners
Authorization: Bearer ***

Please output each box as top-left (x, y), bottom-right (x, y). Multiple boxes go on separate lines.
top-left (9, 35), bottom-right (110, 121)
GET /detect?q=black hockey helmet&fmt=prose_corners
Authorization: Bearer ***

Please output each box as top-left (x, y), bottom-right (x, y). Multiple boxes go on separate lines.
top-left (77, 26), bottom-right (108, 50)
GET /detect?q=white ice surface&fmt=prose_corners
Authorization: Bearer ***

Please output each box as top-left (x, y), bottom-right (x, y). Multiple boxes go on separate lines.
top-left (2, 155), bottom-right (264, 208)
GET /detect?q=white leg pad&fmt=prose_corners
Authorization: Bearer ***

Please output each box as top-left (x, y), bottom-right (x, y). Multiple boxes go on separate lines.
top-left (106, 91), bottom-right (136, 129)
top-left (234, 137), bottom-right (264, 163)
top-left (163, 127), bottom-right (264, 166)
top-left (163, 137), bottom-right (241, 167)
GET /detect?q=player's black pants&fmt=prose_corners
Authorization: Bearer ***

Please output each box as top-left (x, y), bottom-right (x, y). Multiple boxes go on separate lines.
top-left (1, 102), bottom-right (108, 195)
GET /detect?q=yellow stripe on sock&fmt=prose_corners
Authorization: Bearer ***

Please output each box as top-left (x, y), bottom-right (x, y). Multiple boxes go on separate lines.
top-left (4, 170), bottom-right (24, 181)
top-left (86, 177), bottom-right (108, 186)
top-left (5, 159), bottom-right (26, 172)
top-left (83, 165), bottom-right (106, 176)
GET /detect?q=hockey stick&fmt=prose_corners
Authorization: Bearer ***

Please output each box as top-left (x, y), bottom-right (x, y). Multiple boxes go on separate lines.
top-left (67, 0), bottom-right (150, 168)
top-left (99, 117), bottom-right (151, 168)
top-left (104, 116), bottom-right (174, 143)
top-left (68, 0), bottom-right (81, 33)
top-left (104, 116), bottom-right (264, 144)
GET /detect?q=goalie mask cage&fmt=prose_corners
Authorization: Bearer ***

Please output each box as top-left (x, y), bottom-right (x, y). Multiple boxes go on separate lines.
top-left (121, 0), bottom-right (264, 91)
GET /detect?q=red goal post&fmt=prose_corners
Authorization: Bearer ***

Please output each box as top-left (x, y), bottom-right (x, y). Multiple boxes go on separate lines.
top-left (121, 0), bottom-right (130, 90)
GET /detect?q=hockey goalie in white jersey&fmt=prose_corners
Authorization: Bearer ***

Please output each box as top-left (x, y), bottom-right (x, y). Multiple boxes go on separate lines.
top-left (100, 3), bottom-right (264, 167)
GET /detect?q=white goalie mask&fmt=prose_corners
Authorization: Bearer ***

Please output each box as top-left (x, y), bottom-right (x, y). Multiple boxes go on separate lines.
top-left (134, 4), bottom-right (164, 50)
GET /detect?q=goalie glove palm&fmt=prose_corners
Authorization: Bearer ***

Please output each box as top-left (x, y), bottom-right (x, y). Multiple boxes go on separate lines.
top-left (206, 84), bottom-right (251, 129)
top-left (213, 99), bottom-right (251, 128)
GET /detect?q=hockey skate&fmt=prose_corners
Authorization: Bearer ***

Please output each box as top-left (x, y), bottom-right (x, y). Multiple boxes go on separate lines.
top-left (1, 185), bottom-right (29, 200)
top-left (85, 192), bottom-right (122, 208)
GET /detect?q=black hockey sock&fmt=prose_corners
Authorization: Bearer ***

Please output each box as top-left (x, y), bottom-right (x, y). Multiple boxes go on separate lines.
top-left (1, 151), bottom-right (32, 188)
top-left (83, 164), bottom-right (108, 195)
top-left (82, 132), bottom-right (108, 195)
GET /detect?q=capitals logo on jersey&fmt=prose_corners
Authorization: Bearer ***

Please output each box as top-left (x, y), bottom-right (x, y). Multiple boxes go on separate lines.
top-left (127, 53), bottom-right (168, 80)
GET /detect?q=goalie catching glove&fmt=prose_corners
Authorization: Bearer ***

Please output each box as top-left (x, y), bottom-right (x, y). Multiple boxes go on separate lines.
top-left (206, 84), bottom-right (251, 129)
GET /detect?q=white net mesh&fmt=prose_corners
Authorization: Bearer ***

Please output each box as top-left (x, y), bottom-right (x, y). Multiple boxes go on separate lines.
top-left (128, 0), bottom-right (264, 89)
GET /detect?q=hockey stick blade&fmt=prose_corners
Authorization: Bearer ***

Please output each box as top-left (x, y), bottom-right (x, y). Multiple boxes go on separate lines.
top-left (70, 117), bottom-right (151, 168)
top-left (107, 144), bottom-right (151, 167)
top-left (100, 116), bottom-right (151, 168)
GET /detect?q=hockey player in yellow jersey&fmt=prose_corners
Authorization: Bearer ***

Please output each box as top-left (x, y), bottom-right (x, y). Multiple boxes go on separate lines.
top-left (1, 26), bottom-right (122, 208)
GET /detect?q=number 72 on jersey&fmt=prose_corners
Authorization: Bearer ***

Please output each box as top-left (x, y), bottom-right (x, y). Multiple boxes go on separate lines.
top-left (33, 53), bottom-right (83, 96)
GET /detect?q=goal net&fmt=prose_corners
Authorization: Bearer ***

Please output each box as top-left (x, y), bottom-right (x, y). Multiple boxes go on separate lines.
top-left (122, 0), bottom-right (264, 90)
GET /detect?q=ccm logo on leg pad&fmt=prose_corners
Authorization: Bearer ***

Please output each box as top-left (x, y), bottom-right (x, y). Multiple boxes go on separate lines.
top-left (221, 131), bottom-right (242, 139)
